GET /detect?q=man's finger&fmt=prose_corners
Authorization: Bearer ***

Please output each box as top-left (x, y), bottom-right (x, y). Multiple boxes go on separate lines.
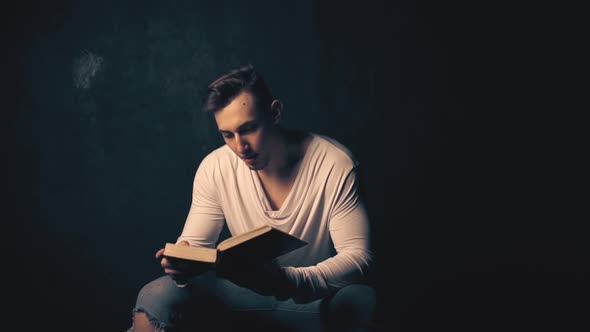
top-left (164, 268), bottom-right (182, 276)
top-left (160, 257), bottom-right (170, 268)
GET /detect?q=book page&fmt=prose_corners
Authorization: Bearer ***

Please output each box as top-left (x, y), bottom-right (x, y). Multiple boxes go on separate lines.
top-left (164, 243), bottom-right (218, 264)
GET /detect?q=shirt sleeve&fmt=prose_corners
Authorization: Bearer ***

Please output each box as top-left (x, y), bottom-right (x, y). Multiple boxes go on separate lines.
top-left (176, 157), bottom-right (226, 248)
top-left (284, 167), bottom-right (374, 303)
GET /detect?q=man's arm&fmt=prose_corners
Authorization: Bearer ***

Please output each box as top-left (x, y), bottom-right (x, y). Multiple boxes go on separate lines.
top-left (153, 157), bottom-right (226, 284)
top-left (176, 156), bottom-right (226, 248)
top-left (283, 168), bottom-right (374, 303)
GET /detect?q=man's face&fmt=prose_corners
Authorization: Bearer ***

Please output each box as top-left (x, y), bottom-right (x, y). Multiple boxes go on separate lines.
top-left (214, 91), bottom-right (274, 170)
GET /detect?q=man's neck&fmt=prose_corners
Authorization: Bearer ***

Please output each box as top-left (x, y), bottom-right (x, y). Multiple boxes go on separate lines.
top-left (258, 128), bottom-right (307, 180)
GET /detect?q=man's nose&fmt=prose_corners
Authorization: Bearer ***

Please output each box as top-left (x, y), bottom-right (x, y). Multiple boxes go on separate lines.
top-left (235, 135), bottom-right (249, 154)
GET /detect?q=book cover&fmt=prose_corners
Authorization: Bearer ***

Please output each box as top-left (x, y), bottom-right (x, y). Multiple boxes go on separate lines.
top-left (163, 225), bottom-right (307, 265)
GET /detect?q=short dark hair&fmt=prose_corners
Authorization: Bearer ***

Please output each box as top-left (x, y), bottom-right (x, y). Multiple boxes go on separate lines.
top-left (202, 64), bottom-right (273, 114)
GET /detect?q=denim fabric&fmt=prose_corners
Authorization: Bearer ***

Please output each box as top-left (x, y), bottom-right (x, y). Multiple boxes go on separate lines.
top-left (127, 271), bottom-right (376, 332)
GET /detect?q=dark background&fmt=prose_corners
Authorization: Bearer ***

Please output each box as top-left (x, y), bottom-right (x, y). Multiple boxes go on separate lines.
top-left (6, 0), bottom-right (587, 331)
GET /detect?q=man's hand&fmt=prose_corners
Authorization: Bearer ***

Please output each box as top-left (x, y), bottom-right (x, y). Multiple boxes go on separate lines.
top-left (155, 241), bottom-right (209, 285)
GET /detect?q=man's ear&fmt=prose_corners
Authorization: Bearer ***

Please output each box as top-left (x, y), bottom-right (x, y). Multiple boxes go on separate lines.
top-left (270, 100), bottom-right (283, 124)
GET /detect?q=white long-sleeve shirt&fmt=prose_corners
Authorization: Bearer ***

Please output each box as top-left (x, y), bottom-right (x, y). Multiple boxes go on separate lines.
top-left (177, 133), bottom-right (373, 303)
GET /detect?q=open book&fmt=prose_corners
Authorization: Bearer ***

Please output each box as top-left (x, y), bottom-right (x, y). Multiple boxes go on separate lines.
top-left (163, 225), bottom-right (307, 266)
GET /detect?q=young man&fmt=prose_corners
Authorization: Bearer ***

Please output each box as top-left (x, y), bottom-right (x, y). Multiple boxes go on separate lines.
top-left (128, 64), bottom-right (376, 332)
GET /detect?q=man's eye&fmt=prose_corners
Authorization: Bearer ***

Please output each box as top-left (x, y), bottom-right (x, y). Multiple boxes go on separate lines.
top-left (222, 133), bottom-right (233, 139)
top-left (240, 125), bottom-right (257, 134)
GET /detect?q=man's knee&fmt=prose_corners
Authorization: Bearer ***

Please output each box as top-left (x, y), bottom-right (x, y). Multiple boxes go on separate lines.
top-left (136, 276), bottom-right (187, 310)
top-left (325, 284), bottom-right (377, 330)
top-left (133, 274), bottom-right (229, 330)
top-left (133, 276), bottom-right (200, 329)
top-left (133, 311), bottom-right (166, 332)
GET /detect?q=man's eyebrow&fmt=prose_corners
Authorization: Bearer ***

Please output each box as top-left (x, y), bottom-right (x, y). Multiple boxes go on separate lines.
top-left (218, 121), bottom-right (257, 133)
top-left (237, 121), bottom-right (257, 130)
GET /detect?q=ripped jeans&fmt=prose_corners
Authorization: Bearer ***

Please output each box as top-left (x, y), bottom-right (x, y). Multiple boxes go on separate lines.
top-left (126, 271), bottom-right (377, 332)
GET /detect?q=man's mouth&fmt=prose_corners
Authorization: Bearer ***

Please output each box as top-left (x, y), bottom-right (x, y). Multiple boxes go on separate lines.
top-left (242, 154), bottom-right (258, 162)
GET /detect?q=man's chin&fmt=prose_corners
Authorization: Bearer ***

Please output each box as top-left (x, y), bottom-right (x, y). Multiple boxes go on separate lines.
top-left (246, 163), bottom-right (262, 170)
top-left (244, 159), bottom-right (266, 170)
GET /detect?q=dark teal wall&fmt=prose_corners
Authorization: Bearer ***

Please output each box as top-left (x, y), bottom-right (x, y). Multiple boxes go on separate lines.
top-left (9, 0), bottom-right (588, 331)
